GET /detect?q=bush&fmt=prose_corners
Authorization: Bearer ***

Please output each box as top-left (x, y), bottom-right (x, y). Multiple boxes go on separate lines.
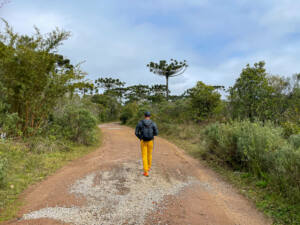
top-left (281, 121), bottom-right (300, 137)
top-left (289, 134), bottom-right (300, 149)
top-left (26, 136), bottom-right (71, 153)
top-left (204, 120), bottom-right (300, 201)
top-left (127, 103), bottom-right (152, 125)
top-left (0, 110), bottom-right (22, 138)
top-left (91, 94), bottom-right (122, 122)
top-left (120, 102), bottom-right (138, 124)
top-left (0, 153), bottom-right (8, 187)
top-left (50, 105), bottom-right (97, 145)
top-left (188, 81), bottom-right (222, 121)
top-left (155, 99), bottom-right (192, 123)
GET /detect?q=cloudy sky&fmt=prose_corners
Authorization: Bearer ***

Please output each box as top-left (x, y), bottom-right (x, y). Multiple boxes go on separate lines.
top-left (1, 0), bottom-right (300, 95)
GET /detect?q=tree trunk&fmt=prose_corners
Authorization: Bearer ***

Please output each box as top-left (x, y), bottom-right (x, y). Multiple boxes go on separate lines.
top-left (166, 76), bottom-right (169, 99)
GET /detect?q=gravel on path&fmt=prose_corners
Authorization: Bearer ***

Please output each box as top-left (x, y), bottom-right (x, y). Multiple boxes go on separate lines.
top-left (23, 160), bottom-right (199, 225)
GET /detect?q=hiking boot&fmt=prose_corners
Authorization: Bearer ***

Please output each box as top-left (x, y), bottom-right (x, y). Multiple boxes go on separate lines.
top-left (143, 171), bottom-right (149, 177)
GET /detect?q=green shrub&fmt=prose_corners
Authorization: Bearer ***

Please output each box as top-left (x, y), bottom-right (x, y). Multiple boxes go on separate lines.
top-left (127, 103), bottom-right (152, 125)
top-left (120, 102), bottom-right (138, 124)
top-left (154, 99), bottom-right (192, 124)
top-left (0, 153), bottom-right (8, 187)
top-left (91, 94), bottom-right (121, 122)
top-left (271, 145), bottom-right (300, 197)
top-left (204, 120), bottom-right (300, 201)
top-left (25, 136), bottom-right (71, 153)
top-left (289, 134), bottom-right (300, 149)
top-left (281, 121), bottom-right (300, 137)
top-left (188, 81), bottom-right (222, 121)
top-left (50, 105), bottom-right (97, 145)
top-left (0, 112), bottom-right (22, 137)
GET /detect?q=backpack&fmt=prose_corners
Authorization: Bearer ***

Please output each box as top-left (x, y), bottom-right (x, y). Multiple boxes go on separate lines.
top-left (141, 120), bottom-right (154, 141)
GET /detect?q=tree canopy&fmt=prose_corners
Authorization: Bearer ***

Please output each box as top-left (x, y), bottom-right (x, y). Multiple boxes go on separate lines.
top-left (187, 81), bottom-right (222, 121)
top-left (0, 20), bottom-right (86, 136)
top-left (229, 61), bottom-right (272, 121)
top-left (147, 59), bottom-right (188, 99)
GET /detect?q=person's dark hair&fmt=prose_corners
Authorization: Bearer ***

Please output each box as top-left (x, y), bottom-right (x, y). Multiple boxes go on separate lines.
top-left (144, 111), bottom-right (151, 117)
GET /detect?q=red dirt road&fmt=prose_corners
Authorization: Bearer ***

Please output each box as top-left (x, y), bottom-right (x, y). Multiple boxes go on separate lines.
top-left (3, 123), bottom-right (271, 225)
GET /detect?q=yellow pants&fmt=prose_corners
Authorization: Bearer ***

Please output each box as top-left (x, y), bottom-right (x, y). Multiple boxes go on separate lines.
top-left (140, 140), bottom-right (153, 172)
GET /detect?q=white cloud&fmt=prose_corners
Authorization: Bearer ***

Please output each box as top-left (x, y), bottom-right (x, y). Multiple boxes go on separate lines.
top-left (260, 0), bottom-right (300, 34)
top-left (126, 0), bottom-right (208, 12)
top-left (1, 7), bottom-right (70, 34)
top-left (1, 0), bottom-right (300, 96)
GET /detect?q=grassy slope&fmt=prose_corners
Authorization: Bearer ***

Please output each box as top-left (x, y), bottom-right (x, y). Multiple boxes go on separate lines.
top-left (157, 123), bottom-right (299, 225)
top-left (0, 127), bottom-right (102, 221)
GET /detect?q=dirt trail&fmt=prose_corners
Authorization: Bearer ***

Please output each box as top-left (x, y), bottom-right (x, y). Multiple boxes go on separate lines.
top-left (3, 123), bottom-right (271, 225)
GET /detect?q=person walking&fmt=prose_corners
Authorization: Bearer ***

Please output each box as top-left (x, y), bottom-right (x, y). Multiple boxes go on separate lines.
top-left (135, 111), bottom-right (158, 177)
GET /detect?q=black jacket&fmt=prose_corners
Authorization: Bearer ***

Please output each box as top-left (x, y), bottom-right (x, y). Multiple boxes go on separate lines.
top-left (135, 119), bottom-right (158, 140)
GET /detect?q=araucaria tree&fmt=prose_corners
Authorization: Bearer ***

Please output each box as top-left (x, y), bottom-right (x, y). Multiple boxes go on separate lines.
top-left (147, 59), bottom-right (188, 99)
